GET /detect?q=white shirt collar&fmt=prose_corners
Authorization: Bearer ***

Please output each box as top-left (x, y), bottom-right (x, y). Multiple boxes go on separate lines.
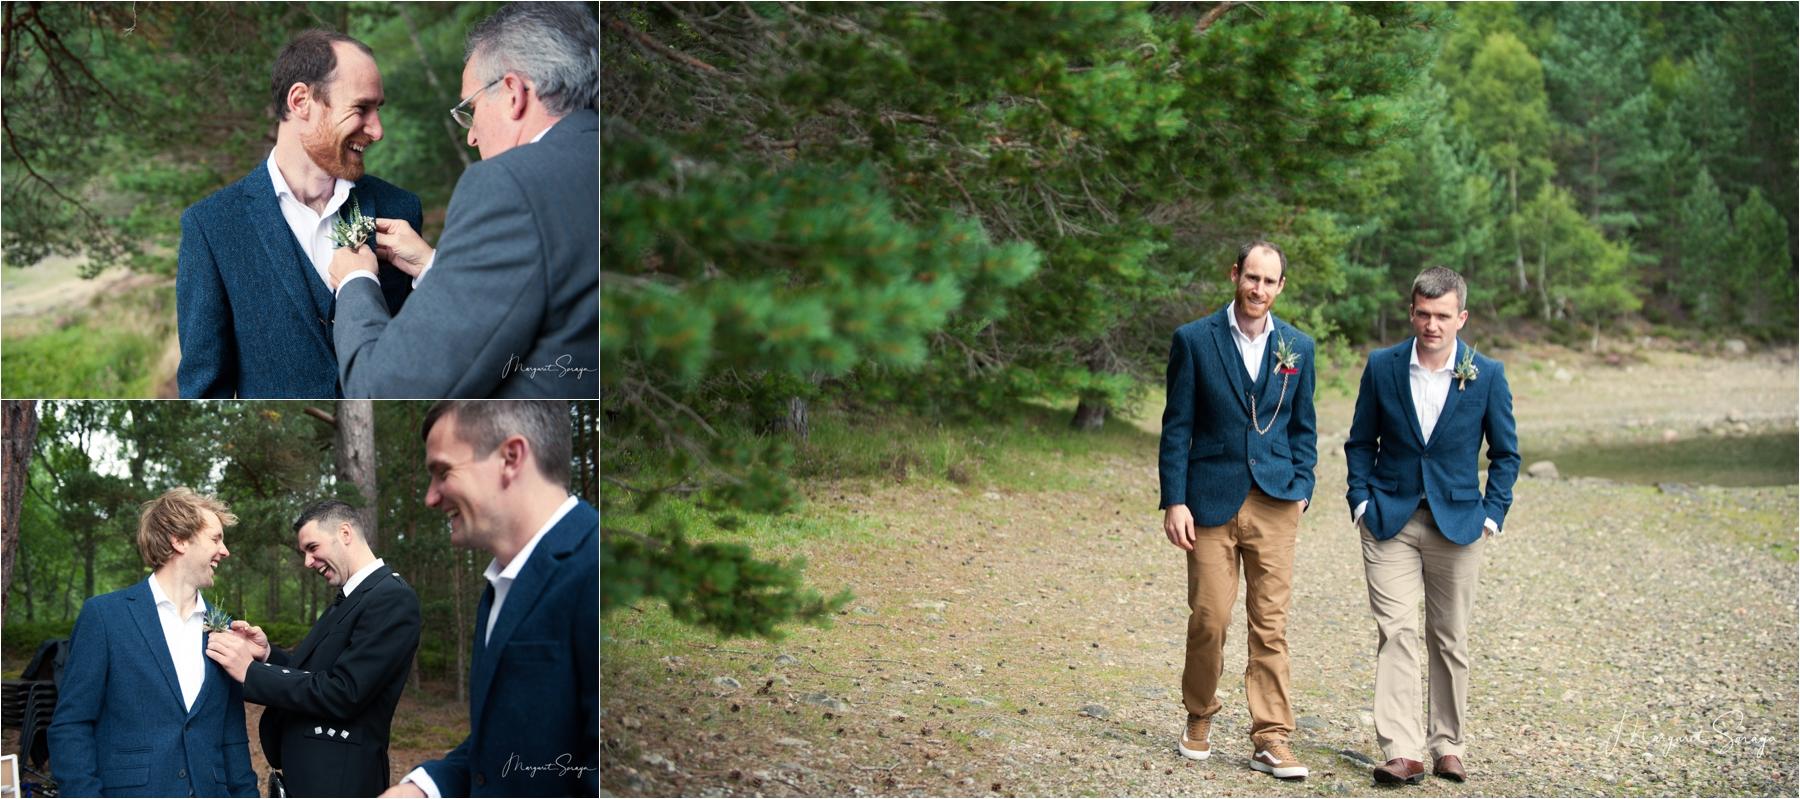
top-left (148, 573), bottom-right (207, 620)
top-left (528, 119), bottom-right (558, 145)
top-left (1225, 301), bottom-right (1275, 342)
top-left (266, 150), bottom-right (353, 212)
top-left (341, 557), bottom-right (387, 599)
top-left (483, 495), bottom-right (579, 585)
top-left (1409, 339), bottom-right (1455, 374)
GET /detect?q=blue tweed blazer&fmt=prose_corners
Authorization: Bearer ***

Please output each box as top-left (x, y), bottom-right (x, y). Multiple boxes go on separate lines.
top-left (1158, 306), bottom-right (1320, 526)
top-left (46, 578), bottom-right (258, 797)
top-left (177, 161), bottom-right (419, 397)
top-left (1344, 338), bottom-right (1521, 545)
top-left (417, 499), bottom-right (599, 796)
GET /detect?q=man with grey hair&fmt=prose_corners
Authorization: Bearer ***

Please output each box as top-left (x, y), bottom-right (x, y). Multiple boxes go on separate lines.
top-left (329, 2), bottom-right (598, 399)
top-left (381, 401), bottom-right (596, 797)
top-left (1344, 265), bottom-right (1519, 786)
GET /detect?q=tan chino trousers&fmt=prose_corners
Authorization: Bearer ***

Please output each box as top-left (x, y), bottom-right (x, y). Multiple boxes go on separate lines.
top-left (1181, 487), bottom-right (1302, 745)
top-left (1361, 505), bottom-right (1485, 762)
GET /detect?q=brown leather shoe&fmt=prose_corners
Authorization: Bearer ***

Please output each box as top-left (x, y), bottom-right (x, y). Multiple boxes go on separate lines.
top-left (1433, 754), bottom-right (1467, 782)
top-left (1372, 758), bottom-right (1426, 785)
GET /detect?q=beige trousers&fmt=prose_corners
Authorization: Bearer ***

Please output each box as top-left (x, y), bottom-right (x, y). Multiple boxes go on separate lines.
top-left (1361, 506), bottom-right (1485, 762)
top-left (1181, 488), bottom-right (1302, 745)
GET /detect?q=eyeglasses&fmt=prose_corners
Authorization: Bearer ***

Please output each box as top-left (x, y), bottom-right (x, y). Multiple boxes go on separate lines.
top-left (450, 76), bottom-right (505, 129)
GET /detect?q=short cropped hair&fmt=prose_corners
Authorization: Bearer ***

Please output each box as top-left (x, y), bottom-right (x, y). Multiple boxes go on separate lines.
top-left (1411, 266), bottom-right (1468, 313)
top-left (271, 29), bottom-right (375, 121)
top-left (1234, 239), bottom-right (1287, 280)
top-left (422, 401), bottom-right (572, 486)
top-left (137, 487), bottom-right (238, 569)
top-left (293, 498), bottom-right (364, 540)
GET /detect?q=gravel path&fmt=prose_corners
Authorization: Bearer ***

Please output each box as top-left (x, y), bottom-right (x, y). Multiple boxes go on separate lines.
top-left (602, 346), bottom-right (1798, 797)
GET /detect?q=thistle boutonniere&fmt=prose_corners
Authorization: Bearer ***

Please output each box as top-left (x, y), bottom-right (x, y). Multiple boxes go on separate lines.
top-left (1454, 346), bottom-right (1479, 391)
top-left (1274, 335), bottom-right (1301, 376)
top-left (203, 602), bottom-right (234, 634)
top-left (327, 195), bottom-right (377, 250)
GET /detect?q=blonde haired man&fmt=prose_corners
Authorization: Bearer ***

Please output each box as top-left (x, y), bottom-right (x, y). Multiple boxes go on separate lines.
top-left (47, 487), bottom-right (258, 797)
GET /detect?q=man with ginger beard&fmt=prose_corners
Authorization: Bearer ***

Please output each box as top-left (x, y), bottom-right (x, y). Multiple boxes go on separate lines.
top-left (1158, 240), bottom-right (1318, 781)
top-left (178, 29), bottom-right (421, 398)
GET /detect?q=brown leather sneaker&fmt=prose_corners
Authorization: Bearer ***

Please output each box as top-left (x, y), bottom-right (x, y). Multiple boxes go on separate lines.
top-left (1433, 754), bottom-right (1467, 782)
top-left (1249, 740), bottom-right (1309, 780)
top-left (1372, 757), bottom-right (1426, 785)
top-left (1177, 714), bottom-right (1211, 760)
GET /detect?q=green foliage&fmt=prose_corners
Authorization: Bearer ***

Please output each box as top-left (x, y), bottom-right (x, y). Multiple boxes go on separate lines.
top-left (2, 278), bottom-right (176, 398)
top-left (1728, 189), bottom-right (1797, 334)
top-left (601, 521), bottom-right (852, 641)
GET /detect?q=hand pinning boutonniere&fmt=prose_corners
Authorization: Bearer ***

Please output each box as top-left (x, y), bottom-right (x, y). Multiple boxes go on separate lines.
top-left (1454, 346), bottom-right (1479, 390)
top-left (327, 195), bottom-right (377, 250)
top-left (1274, 335), bottom-right (1301, 376)
top-left (203, 602), bottom-right (234, 634)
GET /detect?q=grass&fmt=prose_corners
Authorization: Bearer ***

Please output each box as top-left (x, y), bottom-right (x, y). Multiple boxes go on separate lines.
top-left (2, 279), bottom-right (176, 398)
top-left (796, 396), bottom-right (1158, 492)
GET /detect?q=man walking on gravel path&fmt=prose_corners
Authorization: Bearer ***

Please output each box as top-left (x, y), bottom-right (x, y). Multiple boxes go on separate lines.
top-left (1344, 266), bottom-right (1520, 786)
top-left (1158, 240), bottom-right (1319, 781)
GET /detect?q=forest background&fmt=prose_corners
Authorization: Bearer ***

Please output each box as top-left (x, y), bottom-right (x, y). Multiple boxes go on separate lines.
top-left (599, 1), bottom-right (1799, 635)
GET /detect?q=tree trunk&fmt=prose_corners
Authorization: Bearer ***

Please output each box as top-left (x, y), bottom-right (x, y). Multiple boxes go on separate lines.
top-left (335, 401), bottom-right (380, 548)
top-left (772, 396), bottom-right (809, 442)
top-left (1510, 165), bottom-right (1527, 292)
top-left (454, 551), bottom-right (468, 704)
top-left (1070, 396), bottom-right (1108, 431)
top-left (2, 400), bottom-right (39, 613)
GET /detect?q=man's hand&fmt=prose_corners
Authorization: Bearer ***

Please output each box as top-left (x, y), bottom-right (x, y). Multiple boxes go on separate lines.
top-left (328, 244), bottom-right (378, 291)
top-left (1163, 504), bottom-right (1196, 551)
top-left (379, 781), bottom-right (428, 798)
top-left (205, 631), bottom-right (253, 683)
top-left (372, 218), bottom-right (435, 278)
top-left (229, 619), bottom-right (271, 662)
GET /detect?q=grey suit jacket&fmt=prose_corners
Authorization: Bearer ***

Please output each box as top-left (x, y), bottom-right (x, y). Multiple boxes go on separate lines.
top-left (334, 109), bottom-right (599, 397)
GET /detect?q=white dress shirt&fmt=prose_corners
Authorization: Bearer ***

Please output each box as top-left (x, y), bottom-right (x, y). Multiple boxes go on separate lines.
top-left (1354, 340), bottom-right (1498, 535)
top-left (339, 121), bottom-right (560, 296)
top-left (401, 495), bottom-right (577, 799)
top-left (267, 151), bottom-right (355, 290)
top-left (147, 574), bottom-right (209, 712)
top-left (1225, 301), bottom-right (1273, 383)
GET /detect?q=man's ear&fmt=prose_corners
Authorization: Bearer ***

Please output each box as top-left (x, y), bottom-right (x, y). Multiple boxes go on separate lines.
top-left (506, 74), bottom-right (529, 121)
top-left (287, 82), bottom-right (312, 121)
top-left (497, 434), bottom-right (531, 484)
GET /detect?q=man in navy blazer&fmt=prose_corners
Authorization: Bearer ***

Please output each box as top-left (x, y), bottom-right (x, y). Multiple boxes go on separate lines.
top-left (1344, 266), bottom-right (1520, 786)
top-left (1158, 241), bottom-right (1317, 781)
top-left (47, 488), bottom-right (257, 797)
top-left (329, 3), bottom-right (597, 399)
top-left (178, 29), bottom-right (419, 398)
top-left (384, 401), bottom-right (597, 798)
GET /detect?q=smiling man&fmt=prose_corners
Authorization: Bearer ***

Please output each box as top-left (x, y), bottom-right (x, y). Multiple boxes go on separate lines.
top-left (1158, 240), bottom-right (1318, 782)
top-left (205, 499), bottom-right (421, 797)
top-left (47, 488), bottom-right (257, 797)
top-left (380, 401), bottom-right (597, 798)
top-left (178, 29), bottom-right (422, 398)
top-left (328, 3), bottom-right (598, 398)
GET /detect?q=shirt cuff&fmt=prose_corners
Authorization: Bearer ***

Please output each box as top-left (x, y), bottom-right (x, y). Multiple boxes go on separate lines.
top-left (412, 251), bottom-right (435, 288)
top-left (1484, 517), bottom-right (1500, 535)
top-left (402, 767), bottom-right (441, 799)
top-left (1352, 500), bottom-right (1368, 526)
top-left (335, 269), bottom-right (379, 297)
